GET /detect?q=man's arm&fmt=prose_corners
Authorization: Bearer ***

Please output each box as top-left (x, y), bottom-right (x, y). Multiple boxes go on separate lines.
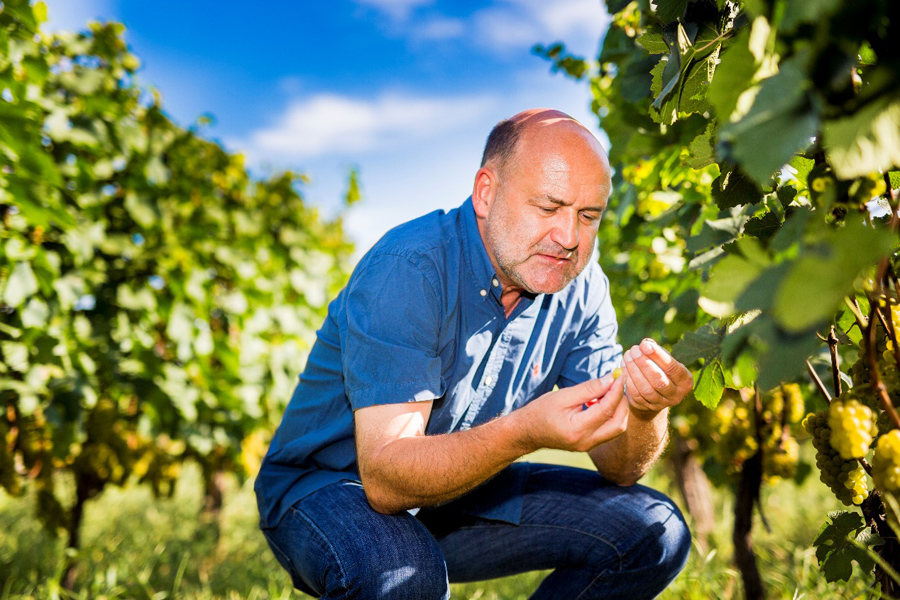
top-left (589, 339), bottom-right (693, 485)
top-left (355, 375), bottom-right (629, 514)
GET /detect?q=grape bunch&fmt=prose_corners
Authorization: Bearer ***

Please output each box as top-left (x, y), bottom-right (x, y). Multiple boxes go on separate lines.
top-left (873, 429), bottom-right (900, 493)
top-left (804, 410), bottom-right (869, 505)
top-left (828, 397), bottom-right (877, 459)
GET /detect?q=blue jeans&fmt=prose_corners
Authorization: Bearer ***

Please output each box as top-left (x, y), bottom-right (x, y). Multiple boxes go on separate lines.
top-left (261, 463), bottom-right (691, 599)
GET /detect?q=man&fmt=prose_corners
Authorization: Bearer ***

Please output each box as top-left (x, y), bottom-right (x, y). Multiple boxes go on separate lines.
top-left (255, 109), bottom-right (693, 599)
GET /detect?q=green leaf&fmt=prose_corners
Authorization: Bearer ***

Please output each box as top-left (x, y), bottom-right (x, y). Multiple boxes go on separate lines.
top-left (344, 169), bottom-right (361, 206)
top-left (2, 261), bottom-right (39, 308)
top-left (822, 98), bottom-right (900, 180)
top-left (672, 322), bottom-right (724, 365)
top-left (654, 0), bottom-right (689, 23)
top-left (813, 511), bottom-right (878, 583)
top-left (637, 27), bottom-right (668, 55)
top-left (604, 0), bottom-right (633, 14)
top-left (773, 219), bottom-right (895, 332)
top-left (890, 171), bottom-right (900, 192)
top-left (686, 209), bottom-right (750, 253)
top-left (712, 166), bottom-right (763, 209)
top-left (707, 31), bottom-right (756, 122)
top-left (684, 123), bottom-right (716, 168)
top-left (21, 298), bottom-right (49, 328)
top-left (1, 341), bottom-right (29, 373)
top-left (694, 359), bottom-right (725, 408)
top-left (720, 56), bottom-right (820, 185)
top-left (755, 317), bottom-right (823, 389)
top-left (703, 253), bottom-right (766, 307)
top-left (744, 210), bottom-right (782, 242)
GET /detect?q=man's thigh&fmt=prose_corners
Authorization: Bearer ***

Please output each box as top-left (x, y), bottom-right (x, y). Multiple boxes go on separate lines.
top-left (262, 480), bottom-right (449, 600)
top-left (418, 463), bottom-right (691, 598)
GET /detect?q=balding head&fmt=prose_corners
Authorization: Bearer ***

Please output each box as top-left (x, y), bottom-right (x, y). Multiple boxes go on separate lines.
top-left (480, 109), bottom-right (606, 178)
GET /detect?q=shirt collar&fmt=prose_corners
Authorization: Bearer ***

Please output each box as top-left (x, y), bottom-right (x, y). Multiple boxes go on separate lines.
top-left (459, 196), bottom-right (538, 311)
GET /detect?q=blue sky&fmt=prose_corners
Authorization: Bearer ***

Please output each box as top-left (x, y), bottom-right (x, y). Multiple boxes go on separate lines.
top-left (44, 1), bottom-right (612, 254)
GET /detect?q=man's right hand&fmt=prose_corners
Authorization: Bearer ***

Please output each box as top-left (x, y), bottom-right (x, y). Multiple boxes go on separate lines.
top-left (514, 375), bottom-right (629, 454)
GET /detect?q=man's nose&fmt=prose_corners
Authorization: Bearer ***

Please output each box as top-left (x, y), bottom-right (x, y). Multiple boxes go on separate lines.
top-left (551, 214), bottom-right (579, 251)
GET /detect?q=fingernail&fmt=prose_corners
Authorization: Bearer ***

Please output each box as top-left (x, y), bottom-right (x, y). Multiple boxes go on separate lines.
top-left (624, 351), bottom-right (634, 363)
top-left (630, 346), bottom-right (642, 359)
top-left (641, 340), bottom-right (655, 354)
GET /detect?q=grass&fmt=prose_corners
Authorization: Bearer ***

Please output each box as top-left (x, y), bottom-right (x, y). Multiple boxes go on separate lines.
top-left (0, 449), bottom-right (879, 599)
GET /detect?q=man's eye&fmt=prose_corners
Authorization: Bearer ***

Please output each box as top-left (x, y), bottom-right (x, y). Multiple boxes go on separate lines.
top-left (539, 206), bottom-right (556, 214)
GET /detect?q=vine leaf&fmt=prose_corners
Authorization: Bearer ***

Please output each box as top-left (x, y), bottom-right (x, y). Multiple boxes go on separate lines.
top-left (694, 358), bottom-right (725, 408)
top-left (773, 219), bottom-right (895, 333)
top-left (672, 321), bottom-right (724, 365)
top-left (813, 511), bottom-right (879, 583)
top-left (823, 98), bottom-right (900, 180)
top-left (719, 54), bottom-right (820, 184)
top-left (712, 166), bottom-right (763, 209)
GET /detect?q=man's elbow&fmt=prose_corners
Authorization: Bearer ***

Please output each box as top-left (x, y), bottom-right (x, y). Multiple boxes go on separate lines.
top-left (599, 467), bottom-right (645, 487)
top-left (358, 469), bottom-right (407, 514)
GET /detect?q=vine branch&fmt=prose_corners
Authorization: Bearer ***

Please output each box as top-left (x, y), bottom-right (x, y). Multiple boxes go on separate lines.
top-left (807, 359), bottom-right (833, 403)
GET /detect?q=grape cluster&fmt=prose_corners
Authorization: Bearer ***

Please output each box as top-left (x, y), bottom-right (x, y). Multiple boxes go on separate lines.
top-left (763, 437), bottom-right (799, 480)
top-left (828, 397), bottom-right (877, 459)
top-left (873, 430), bottom-right (900, 493)
top-left (710, 385), bottom-right (806, 482)
top-left (804, 410), bottom-right (869, 505)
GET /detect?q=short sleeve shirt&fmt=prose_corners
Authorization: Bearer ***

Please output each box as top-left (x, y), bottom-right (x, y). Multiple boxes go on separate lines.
top-left (254, 197), bottom-right (622, 529)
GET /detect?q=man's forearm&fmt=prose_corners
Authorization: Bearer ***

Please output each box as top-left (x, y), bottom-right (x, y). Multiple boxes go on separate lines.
top-left (358, 411), bottom-right (536, 514)
top-left (588, 406), bottom-right (669, 486)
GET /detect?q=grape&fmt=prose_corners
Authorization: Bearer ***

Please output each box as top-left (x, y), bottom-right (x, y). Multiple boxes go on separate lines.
top-left (804, 410), bottom-right (869, 506)
top-left (873, 430), bottom-right (900, 493)
top-left (828, 398), bottom-right (876, 459)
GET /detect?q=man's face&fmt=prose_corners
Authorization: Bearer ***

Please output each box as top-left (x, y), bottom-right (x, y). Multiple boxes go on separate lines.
top-left (481, 128), bottom-right (610, 295)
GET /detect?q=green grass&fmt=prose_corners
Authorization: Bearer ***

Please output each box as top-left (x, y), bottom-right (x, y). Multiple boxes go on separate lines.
top-left (0, 450), bottom-right (879, 599)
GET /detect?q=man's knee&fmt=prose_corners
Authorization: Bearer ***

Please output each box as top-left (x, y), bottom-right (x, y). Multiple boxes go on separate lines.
top-left (622, 489), bottom-right (691, 581)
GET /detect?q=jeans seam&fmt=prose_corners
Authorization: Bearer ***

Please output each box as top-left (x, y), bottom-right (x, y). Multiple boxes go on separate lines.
top-left (290, 505), bottom-right (351, 593)
top-left (451, 522), bottom-right (624, 567)
top-left (575, 568), bottom-right (612, 600)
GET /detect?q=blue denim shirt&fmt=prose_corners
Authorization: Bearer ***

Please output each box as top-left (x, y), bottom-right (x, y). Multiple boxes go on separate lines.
top-left (255, 197), bottom-right (622, 529)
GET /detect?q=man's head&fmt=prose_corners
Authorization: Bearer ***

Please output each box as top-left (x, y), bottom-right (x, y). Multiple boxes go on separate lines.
top-left (473, 109), bottom-right (612, 295)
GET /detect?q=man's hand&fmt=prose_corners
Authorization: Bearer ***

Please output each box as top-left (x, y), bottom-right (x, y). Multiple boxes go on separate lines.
top-left (515, 375), bottom-right (629, 453)
top-left (621, 338), bottom-right (693, 414)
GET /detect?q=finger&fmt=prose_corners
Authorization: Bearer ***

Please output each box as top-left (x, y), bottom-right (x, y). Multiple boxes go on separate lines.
top-left (586, 386), bottom-right (630, 447)
top-left (640, 339), bottom-right (694, 389)
top-left (563, 374), bottom-right (616, 407)
top-left (623, 350), bottom-right (669, 410)
top-left (628, 346), bottom-right (675, 395)
top-left (581, 374), bottom-right (626, 422)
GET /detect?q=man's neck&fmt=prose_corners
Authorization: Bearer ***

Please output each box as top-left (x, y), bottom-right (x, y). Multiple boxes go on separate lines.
top-left (500, 286), bottom-right (523, 318)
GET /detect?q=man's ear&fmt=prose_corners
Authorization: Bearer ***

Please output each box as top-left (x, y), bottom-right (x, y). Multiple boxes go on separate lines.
top-left (472, 166), bottom-right (498, 219)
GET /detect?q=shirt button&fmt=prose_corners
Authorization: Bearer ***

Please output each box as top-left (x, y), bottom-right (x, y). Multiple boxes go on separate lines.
top-left (484, 376), bottom-right (493, 386)
top-left (491, 278), bottom-right (499, 287)
top-left (479, 289), bottom-right (487, 297)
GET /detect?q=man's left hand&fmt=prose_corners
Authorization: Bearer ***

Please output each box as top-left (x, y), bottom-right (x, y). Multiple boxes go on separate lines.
top-left (621, 338), bottom-right (693, 414)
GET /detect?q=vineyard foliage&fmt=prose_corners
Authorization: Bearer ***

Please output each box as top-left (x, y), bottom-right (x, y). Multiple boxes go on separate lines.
top-left (0, 0), bottom-right (353, 536)
top-left (539, 0), bottom-right (900, 588)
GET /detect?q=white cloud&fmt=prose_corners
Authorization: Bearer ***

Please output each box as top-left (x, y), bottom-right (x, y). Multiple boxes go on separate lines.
top-left (42, 0), bottom-right (119, 32)
top-left (241, 92), bottom-right (495, 160)
top-left (353, 0), bottom-right (434, 22)
top-left (414, 16), bottom-right (466, 40)
top-left (403, 0), bottom-right (609, 57)
top-left (473, 0), bottom-right (610, 55)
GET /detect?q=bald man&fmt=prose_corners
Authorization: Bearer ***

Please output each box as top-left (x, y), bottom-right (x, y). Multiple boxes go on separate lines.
top-left (255, 109), bottom-right (693, 599)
